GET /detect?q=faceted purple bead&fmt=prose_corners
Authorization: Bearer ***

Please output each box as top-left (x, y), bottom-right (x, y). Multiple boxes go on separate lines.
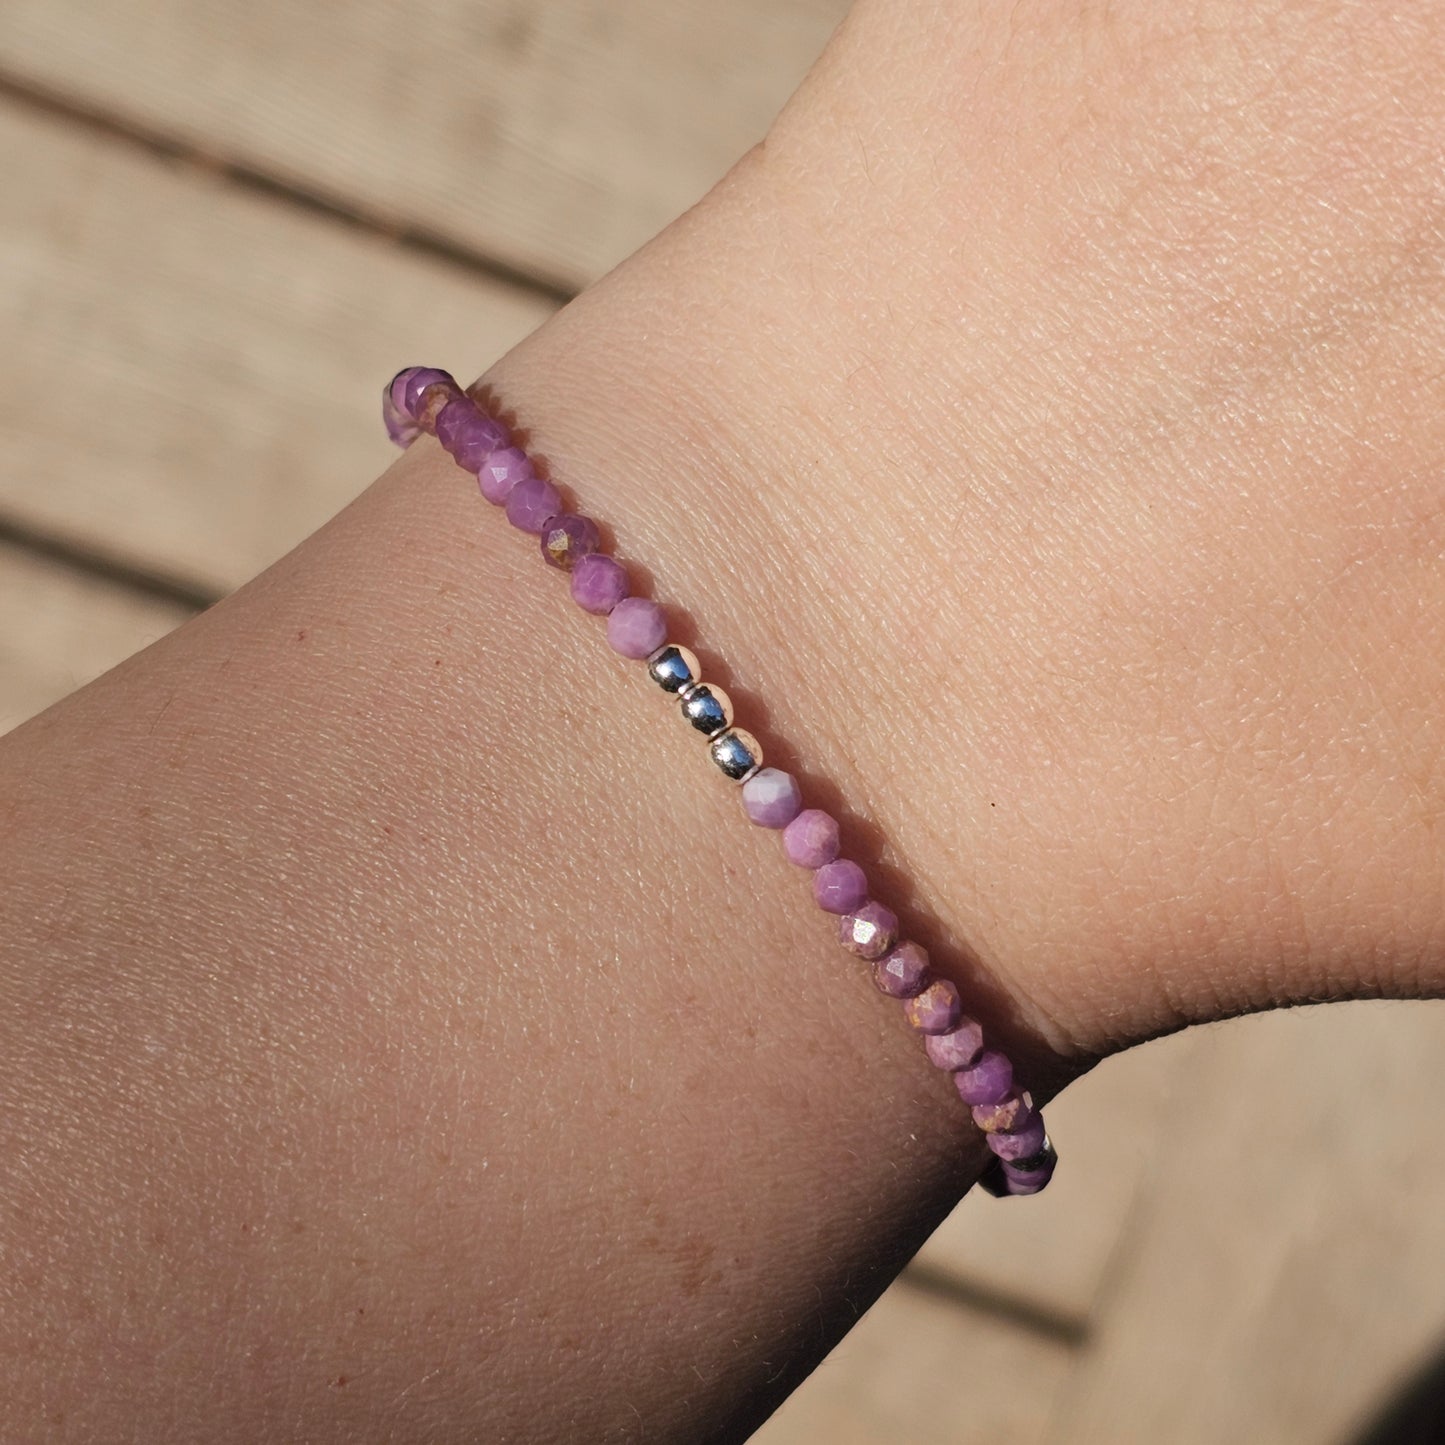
top-left (606, 597), bottom-right (667, 659)
top-left (783, 809), bottom-right (839, 868)
top-left (813, 859), bottom-right (867, 914)
top-left (539, 513), bottom-right (601, 570)
top-left (903, 979), bottom-right (962, 1035)
top-left (382, 384), bottom-right (420, 447)
top-left (838, 901), bottom-right (898, 960)
top-left (505, 476), bottom-right (564, 533)
top-left (741, 768), bottom-right (802, 829)
top-left (923, 1017), bottom-right (984, 1070)
top-left (479, 446), bottom-right (535, 504)
top-left (988, 1115), bottom-right (1048, 1163)
top-left (955, 1049), bottom-right (1015, 1106)
top-left (972, 1090), bottom-right (1033, 1134)
top-left (435, 397), bottom-right (509, 471)
top-left (570, 554), bottom-right (630, 615)
top-left (391, 367), bottom-right (457, 419)
top-left (1002, 1150), bottom-right (1056, 1194)
top-left (873, 941), bottom-right (930, 999)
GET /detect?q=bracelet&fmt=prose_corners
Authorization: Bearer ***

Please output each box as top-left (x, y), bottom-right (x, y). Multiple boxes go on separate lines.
top-left (383, 367), bottom-right (1057, 1197)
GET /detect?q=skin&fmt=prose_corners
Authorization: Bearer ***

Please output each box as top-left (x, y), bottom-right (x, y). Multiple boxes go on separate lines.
top-left (3, 0), bottom-right (1444, 1438)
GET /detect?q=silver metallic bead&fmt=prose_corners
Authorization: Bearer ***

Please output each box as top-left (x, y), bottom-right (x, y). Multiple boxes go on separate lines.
top-left (680, 683), bottom-right (734, 737)
top-left (646, 643), bottom-right (700, 695)
top-left (710, 727), bottom-right (762, 780)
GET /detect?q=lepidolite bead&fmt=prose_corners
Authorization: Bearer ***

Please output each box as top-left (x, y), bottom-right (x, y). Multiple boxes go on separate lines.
top-left (923, 1016), bottom-right (984, 1070)
top-left (874, 941), bottom-right (930, 998)
top-left (741, 768), bottom-right (802, 828)
top-left (571, 554), bottom-right (629, 615)
top-left (479, 446), bottom-right (535, 504)
top-left (1002, 1150), bottom-right (1056, 1194)
top-left (838, 901), bottom-right (897, 960)
top-left (540, 513), bottom-right (601, 570)
top-left (783, 809), bottom-right (839, 868)
top-left (382, 384), bottom-right (419, 447)
top-left (506, 475), bottom-right (564, 533)
top-left (972, 1090), bottom-right (1033, 1134)
top-left (606, 597), bottom-right (667, 659)
top-left (903, 978), bottom-right (962, 1035)
top-left (392, 367), bottom-right (457, 419)
top-left (417, 383), bottom-right (456, 430)
top-left (955, 1049), bottom-right (1014, 1106)
top-left (813, 859), bottom-right (867, 914)
top-left (435, 397), bottom-right (509, 470)
top-left (989, 1115), bottom-right (1048, 1162)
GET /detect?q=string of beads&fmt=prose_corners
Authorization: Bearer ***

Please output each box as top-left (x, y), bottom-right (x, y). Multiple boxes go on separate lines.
top-left (384, 366), bottom-right (1057, 1197)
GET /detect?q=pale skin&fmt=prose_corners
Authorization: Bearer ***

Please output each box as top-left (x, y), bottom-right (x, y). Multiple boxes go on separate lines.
top-left (2, 1), bottom-right (1444, 1438)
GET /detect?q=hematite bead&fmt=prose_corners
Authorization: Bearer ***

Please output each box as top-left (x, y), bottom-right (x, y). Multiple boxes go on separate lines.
top-left (647, 644), bottom-right (701, 694)
top-left (710, 727), bottom-right (761, 780)
top-left (680, 684), bottom-right (733, 737)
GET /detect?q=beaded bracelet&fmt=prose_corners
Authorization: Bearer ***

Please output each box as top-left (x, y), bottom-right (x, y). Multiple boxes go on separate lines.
top-left (383, 366), bottom-right (1057, 1197)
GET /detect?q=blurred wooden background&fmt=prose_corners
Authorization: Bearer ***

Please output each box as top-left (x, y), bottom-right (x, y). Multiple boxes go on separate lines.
top-left (2, 3), bottom-right (1443, 1440)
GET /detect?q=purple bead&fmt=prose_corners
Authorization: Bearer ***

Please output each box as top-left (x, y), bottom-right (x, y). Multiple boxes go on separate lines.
top-left (540, 513), bottom-right (601, 570)
top-left (989, 1115), bottom-right (1048, 1163)
top-left (391, 367), bottom-right (457, 420)
top-left (813, 859), bottom-right (867, 914)
top-left (570, 554), bottom-right (630, 615)
top-left (972, 1090), bottom-right (1033, 1133)
top-left (606, 597), bottom-right (667, 659)
top-left (838, 901), bottom-right (898, 960)
top-left (873, 941), bottom-right (930, 999)
top-left (783, 809), bottom-right (839, 868)
top-left (382, 383), bottom-right (420, 447)
top-left (923, 1017), bottom-right (984, 1070)
top-left (1002, 1151), bottom-right (1056, 1194)
top-left (903, 979), bottom-right (962, 1035)
top-left (479, 446), bottom-right (535, 504)
top-left (505, 475), bottom-right (564, 533)
top-left (955, 1049), bottom-right (1015, 1107)
top-left (741, 768), bottom-right (802, 828)
top-left (435, 397), bottom-right (509, 471)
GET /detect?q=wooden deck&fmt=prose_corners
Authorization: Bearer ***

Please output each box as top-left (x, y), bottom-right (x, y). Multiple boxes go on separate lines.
top-left (2, 4), bottom-right (1443, 1440)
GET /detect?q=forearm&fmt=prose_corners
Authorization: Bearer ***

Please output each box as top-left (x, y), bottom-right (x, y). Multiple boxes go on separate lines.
top-left (0, 168), bottom-right (1026, 1443)
top-left (6, 0), bottom-right (1445, 1438)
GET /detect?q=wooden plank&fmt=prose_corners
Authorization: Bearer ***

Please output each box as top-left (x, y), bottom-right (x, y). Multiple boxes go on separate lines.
top-left (0, 0), bottom-right (847, 292)
top-left (755, 1280), bottom-right (1075, 1445)
top-left (911, 1033), bottom-right (1194, 1327)
top-left (0, 544), bottom-right (189, 732)
top-left (0, 94), bottom-right (554, 593)
top-left (1046, 1001), bottom-right (1445, 1445)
